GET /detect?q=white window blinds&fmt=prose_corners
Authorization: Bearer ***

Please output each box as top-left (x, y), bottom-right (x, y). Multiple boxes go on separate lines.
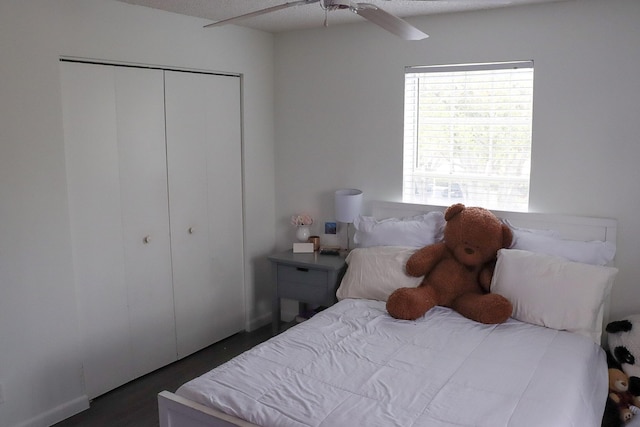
top-left (403, 61), bottom-right (534, 212)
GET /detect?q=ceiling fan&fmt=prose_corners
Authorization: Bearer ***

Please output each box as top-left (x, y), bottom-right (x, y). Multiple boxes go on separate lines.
top-left (204, 0), bottom-right (429, 40)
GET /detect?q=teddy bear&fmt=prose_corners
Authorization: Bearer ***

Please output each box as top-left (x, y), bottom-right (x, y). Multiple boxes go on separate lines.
top-left (386, 203), bottom-right (513, 324)
top-left (608, 367), bottom-right (640, 424)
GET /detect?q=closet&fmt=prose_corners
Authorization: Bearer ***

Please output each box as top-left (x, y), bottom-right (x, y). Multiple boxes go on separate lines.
top-left (60, 61), bottom-right (245, 399)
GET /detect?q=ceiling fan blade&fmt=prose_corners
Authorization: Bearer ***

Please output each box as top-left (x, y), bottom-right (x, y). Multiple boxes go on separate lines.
top-left (204, 0), bottom-right (319, 28)
top-left (353, 3), bottom-right (428, 40)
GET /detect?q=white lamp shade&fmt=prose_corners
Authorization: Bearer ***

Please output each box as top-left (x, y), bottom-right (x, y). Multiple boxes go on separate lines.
top-left (334, 189), bottom-right (363, 223)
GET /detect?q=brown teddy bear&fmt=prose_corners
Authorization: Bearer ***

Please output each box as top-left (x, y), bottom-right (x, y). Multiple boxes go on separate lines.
top-left (609, 367), bottom-right (640, 424)
top-left (386, 203), bottom-right (513, 324)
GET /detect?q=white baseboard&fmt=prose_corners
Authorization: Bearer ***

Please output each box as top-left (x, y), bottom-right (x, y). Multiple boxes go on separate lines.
top-left (14, 395), bottom-right (89, 427)
top-left (245, 309), bottom-right (297, 332)
top-left (245, 312), bottom-right (271, 332)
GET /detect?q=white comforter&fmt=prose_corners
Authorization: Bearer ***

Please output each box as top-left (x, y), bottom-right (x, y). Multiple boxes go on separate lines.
top-left (177, 299), bottom-right (607, 427)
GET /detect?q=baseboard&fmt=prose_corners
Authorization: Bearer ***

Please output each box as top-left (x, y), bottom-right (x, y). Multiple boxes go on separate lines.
top-left (246, 306), bottom-right (298, 332)
top-left (245, 312), bottom-right (271, 332)
top-left (13, 395), bottom-right (89, 427)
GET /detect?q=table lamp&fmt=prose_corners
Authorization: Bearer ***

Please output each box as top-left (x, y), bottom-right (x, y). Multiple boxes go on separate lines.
top-left (334, 189), bottom-right (363, 251)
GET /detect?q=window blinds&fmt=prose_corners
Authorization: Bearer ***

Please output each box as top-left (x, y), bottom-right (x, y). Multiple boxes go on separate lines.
top-left (403, 61), bottom-right (534, 212)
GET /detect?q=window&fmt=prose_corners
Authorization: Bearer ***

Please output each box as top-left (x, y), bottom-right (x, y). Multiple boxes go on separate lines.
top-left (403, 61), bottom-right (534, 212)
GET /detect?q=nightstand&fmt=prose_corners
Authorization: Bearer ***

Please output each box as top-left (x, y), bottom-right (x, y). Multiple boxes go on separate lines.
top-left (268, 250), bottom-right (347, 334)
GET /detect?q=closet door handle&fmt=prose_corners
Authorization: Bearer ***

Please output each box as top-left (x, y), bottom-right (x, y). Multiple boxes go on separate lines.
top-left (188, 227), bottom-right (195, 234)
top-left (143, 235), bottom-right (151, 244)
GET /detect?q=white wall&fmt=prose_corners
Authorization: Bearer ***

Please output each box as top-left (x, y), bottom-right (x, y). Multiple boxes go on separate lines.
top-left (273, 0), bottom-right (640, 319)
top-left (0, 1), bottom-right (275, 426)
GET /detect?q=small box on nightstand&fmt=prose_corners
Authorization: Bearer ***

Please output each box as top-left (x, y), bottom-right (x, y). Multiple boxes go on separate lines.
top-left (292, 242), bottom-right (314, 253)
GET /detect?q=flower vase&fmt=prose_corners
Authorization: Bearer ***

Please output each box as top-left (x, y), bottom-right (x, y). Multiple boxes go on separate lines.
top-left (296, 225), bottom-right (311, 242)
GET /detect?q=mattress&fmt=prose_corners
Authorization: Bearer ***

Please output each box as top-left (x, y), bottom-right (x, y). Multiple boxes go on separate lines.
top-left (177, 299), bottom-right (608, 427)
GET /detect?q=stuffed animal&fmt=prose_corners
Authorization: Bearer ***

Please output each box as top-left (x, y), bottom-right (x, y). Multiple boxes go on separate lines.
top-left (386, 203), bottom-right (513, 324)
top-left (608, 368), bottom-right (640, 424)
top-left (607, 316), bottom-right (640, 396)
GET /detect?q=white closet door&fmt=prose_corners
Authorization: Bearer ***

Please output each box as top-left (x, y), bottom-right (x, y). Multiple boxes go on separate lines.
top-left (61, 62), bottom-right (176, 398)
top-left (165, 71), bottom-right (245, 359)
top-left (114, 68), bottom-right (176, 379)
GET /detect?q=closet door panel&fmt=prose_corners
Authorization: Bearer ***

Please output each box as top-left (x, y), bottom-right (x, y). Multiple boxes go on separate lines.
top-left (114, 68), bottom-right (177, 378)
top-left (165, 71), bottom-right (245, 359)
top-left (61, 62), bottom-right (133, 398)
top-left (203, 76), bottom-right (245, 339)
top-left (62, 62), bottom-right (176, 398)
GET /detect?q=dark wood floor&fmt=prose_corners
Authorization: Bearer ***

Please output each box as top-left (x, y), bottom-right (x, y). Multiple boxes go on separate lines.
top-left (54, 324), bottom-right (274, 427)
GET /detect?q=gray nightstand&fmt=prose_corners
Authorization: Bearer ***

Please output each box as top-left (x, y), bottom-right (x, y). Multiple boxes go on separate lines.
top-left (268, 250), bottom-right (347, 334)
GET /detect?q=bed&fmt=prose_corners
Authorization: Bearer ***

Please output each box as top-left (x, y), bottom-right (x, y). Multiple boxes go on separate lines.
top-left (159, 201), bottom-right (619, 427)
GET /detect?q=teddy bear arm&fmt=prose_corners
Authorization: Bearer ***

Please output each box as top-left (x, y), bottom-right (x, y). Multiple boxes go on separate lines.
top-left (405, 243), bottom-right (447, 277)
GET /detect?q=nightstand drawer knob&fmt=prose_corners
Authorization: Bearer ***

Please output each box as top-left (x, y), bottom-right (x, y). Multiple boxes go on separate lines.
top-left (296, 267), bottom-right (309, 272)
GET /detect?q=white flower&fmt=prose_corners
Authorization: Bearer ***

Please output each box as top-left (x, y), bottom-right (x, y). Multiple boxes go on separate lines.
top-left (291, 214), bottom-right (313, 227)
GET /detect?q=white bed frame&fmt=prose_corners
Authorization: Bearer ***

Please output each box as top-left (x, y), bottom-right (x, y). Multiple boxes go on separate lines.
top-left (158, 201), bottom-right (617, 427)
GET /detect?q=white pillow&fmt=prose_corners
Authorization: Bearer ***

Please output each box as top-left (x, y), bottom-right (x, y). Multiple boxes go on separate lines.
top-left (491, 249), bottom-right (618, 344)
top-left (510, 232), bottom-right (616, 266)
top-left (353, 211), bottom-right (445, 248)
top-left (336, 246), bottom-right (422, 301)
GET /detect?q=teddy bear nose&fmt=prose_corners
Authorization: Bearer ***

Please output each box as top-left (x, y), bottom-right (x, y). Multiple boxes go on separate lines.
top-left (464, 247), bottom-right (474, 255)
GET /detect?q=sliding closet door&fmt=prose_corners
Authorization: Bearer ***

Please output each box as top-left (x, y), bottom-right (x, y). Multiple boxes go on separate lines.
top-left (164, 71), bottom-right (245, 358)
top-left (61, 62), bottom-right (176, 398)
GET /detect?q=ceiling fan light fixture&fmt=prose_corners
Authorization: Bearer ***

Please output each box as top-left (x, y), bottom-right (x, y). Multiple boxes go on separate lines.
top-left (321, 0), bottom-right (351, 10)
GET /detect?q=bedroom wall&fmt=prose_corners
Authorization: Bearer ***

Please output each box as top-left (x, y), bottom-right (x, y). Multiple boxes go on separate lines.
top-left (0, 1), bottom-right (275, 426)
top-left (273, 0), bottom-right (640, 319)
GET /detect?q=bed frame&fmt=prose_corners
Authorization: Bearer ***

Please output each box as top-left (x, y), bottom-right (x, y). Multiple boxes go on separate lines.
top-left (158, 201), bottom-right (617, 427)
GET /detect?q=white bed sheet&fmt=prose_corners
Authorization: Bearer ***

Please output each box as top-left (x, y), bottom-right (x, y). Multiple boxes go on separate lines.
top-left (177, 299), bottom-right (608, 427)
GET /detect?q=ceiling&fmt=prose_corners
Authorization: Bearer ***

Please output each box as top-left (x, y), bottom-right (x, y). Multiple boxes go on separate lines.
top-left (115, 0), bottom-right (567, 33)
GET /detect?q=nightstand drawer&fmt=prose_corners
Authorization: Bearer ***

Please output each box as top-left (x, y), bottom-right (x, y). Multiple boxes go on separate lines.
top-left (277, 279), bottom-right (329, 304)
top-left (277, 265), bottom-right (327, 286)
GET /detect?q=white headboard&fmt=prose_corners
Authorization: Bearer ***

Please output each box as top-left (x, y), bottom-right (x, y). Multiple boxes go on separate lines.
top-left (371, 201), bottom-right (617, 245)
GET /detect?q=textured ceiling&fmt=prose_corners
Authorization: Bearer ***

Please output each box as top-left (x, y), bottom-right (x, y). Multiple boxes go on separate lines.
top-left (115, 0), bottom-right (567, 33)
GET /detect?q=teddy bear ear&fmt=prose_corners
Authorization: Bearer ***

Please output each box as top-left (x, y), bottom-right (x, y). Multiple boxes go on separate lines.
top-left (444, 203), bottom-right (465, 221)
top-left (607, 320), bottom-right (633, 334)
top-left (501, 224), bottom-right (513, 248)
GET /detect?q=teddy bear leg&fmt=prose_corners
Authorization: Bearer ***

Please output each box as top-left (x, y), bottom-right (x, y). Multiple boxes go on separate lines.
top-left (386, 286), bottom-right (438, 320)
top-left (451, 293), bottom-right (512, 324)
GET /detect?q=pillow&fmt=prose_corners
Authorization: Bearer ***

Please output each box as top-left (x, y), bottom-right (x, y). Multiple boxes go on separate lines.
top-left (353, 211), bottom-right (445, 248)
top-left (510, 231), bottom-right (616, 266)
top-left (502, 219), bottom-right (561, 238)
top-left (336, 246), bottom-right (422, 301)
top-left (491, 248), bottom-right (618, 344)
